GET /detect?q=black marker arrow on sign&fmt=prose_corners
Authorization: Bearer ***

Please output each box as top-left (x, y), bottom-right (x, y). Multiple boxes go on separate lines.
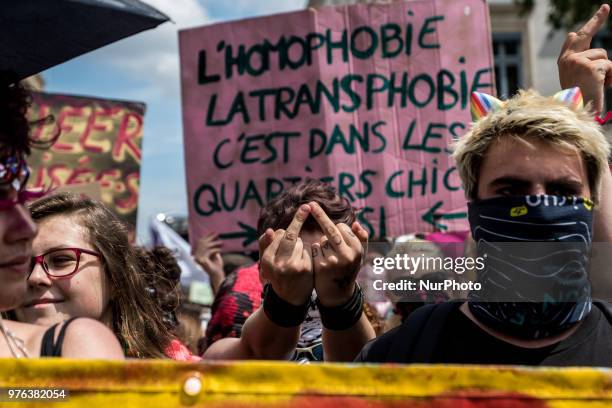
top-left (219, 222), bottom-right (258, 247)
top-left (421, 201), bottom-right (467, 231)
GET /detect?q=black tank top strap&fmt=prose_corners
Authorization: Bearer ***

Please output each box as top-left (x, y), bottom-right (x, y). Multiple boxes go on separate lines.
top-left (40, 323), bottom-right (60, 357)
top-left (39, 317), bottom-right (79, 357)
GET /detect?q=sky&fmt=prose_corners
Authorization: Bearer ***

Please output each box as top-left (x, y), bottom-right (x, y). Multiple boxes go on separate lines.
top-left (41, 0), bottom-right (307, 243)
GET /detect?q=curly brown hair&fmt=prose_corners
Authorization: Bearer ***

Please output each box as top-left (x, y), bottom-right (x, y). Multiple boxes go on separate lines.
top-left (257, 179), bottom-right (356, 234)
top-left (134, 246), bottom-right (182, 332)
top-left (0, 72), bottom-right (55, 155)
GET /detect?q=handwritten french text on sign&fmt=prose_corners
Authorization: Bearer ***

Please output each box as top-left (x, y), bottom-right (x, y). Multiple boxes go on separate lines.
top-left (28, 92), bottom-right (144, 226)
top-left (180, 0), bottom-right (494, 249)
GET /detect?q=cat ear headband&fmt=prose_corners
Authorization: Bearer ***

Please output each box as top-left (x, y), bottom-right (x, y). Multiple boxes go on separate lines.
top-left (470, 87), bottom-right (584, 122)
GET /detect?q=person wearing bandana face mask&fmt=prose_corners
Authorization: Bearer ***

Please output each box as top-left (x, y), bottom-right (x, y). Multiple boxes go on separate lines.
top-left (357, 88), bottom-right (612, 365)
top-left (0, 74), bottom-right (123, 359)
top-left (356, 6), bottom-right (612, 366)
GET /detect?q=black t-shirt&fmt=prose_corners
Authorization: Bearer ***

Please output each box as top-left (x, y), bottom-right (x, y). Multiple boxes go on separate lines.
top-left (356, 302), bottom-right (612, 367)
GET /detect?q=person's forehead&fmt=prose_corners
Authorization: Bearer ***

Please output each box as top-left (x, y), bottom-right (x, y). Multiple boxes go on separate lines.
top-left (34, 215), bottom-right (91, 250)
top-left (481, 137), bottom-right (587, 181)
top-left (488, 136), bottom-right (580, 154)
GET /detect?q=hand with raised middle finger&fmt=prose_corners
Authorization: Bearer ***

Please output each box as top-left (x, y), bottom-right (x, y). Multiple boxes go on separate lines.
top-left (309, 201), bottom-right (368, 307)
top-left (558, 4), bottom-right (612, 113)
top-left (258, 204), bottom-right (314, 306)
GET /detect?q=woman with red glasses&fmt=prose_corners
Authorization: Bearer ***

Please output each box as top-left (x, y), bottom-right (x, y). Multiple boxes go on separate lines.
top-left (13, 192), bottom-right (181, 359)
top-left (0, 75), bottom-right (123, 359)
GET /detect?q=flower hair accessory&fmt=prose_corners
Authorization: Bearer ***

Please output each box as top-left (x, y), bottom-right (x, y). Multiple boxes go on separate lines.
top-left (0, 153), bottom-right (28, 188)
top-left (0, 152), bottom-right (50, 211)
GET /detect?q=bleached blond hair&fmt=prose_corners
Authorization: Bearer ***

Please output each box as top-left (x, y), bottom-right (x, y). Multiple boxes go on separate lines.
top-left (453, 89), bottom-right (610, 203)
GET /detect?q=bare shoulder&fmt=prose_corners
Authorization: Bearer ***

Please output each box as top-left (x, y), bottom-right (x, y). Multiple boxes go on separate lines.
top-left (1, 319), bottom-right (123, 359)
top-left (61, 318), bottom-right (124, 360)
top-left (1, 320), bottom-right (47, 357)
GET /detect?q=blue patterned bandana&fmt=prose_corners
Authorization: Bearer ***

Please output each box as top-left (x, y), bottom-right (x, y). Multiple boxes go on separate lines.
top-left (467, 195), bottom-right (593, 340)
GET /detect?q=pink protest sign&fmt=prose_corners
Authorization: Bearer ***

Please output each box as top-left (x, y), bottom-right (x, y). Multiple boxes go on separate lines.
top-left (180, 0), bottom-right (494, 249)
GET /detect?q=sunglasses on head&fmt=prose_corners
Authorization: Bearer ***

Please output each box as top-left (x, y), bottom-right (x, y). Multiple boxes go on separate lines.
top-left (0, 153), bottom-right (47, 210)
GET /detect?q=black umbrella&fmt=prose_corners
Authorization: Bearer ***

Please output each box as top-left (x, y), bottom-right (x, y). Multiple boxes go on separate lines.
top-left (0, 0), bottom-right (170, 80)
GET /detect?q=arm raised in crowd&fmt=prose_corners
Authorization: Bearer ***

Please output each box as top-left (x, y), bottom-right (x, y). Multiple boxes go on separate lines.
top-left (309, 202), bottom-right (376, 362)
top-left (558, 4), bottom-right (612, 114)
top-left (203, 206), bottom-right (314, 360)
top-left (557, 3), bottom-right (612, 243)
top-left (193, 232), bottom-right (225, 294)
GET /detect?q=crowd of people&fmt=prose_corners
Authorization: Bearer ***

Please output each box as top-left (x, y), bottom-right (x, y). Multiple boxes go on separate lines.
top-left (1, 4), bottom-right (612, 367)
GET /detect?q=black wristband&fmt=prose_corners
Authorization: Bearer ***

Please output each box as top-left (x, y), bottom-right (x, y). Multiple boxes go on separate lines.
top-left (262, 283), bottom-right (310, 327)
top-left (316, 284), bottom-right (364, 331)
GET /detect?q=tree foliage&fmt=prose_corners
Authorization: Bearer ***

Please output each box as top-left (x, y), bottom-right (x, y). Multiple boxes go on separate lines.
top-left (515, 0), bottom-right (611, 30)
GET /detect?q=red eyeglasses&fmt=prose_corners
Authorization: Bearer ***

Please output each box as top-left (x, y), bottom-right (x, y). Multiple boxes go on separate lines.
top-left (30, 248), bottom-right (102, 279)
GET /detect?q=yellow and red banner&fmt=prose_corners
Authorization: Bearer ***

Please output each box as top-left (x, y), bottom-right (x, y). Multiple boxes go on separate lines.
top-left (1, 360), bottom-right (612, 407)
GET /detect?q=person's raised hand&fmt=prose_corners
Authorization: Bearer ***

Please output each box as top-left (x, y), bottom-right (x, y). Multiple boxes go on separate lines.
top-left (558, 4), bottom-right (612, 113)
top-left (259, 204), bottom-right (314, 305)
top-left (193, 232), bottom-right (224, 278)
top-left (309, 201), bottom-right (368, 307)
